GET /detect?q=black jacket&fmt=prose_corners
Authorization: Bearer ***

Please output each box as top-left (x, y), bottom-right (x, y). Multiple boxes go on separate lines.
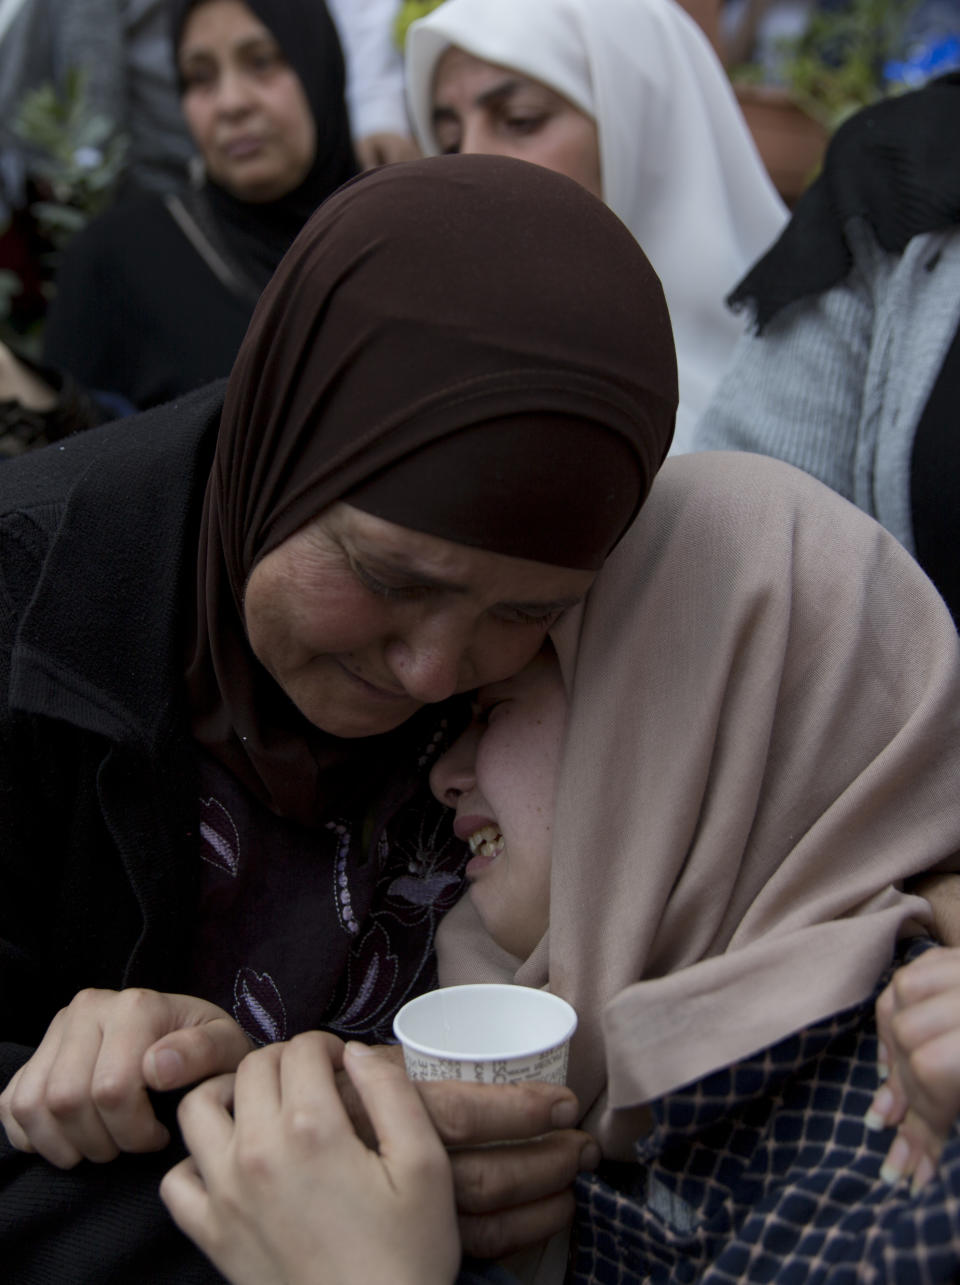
top-left (0, 385), bottom-right (227, 1282)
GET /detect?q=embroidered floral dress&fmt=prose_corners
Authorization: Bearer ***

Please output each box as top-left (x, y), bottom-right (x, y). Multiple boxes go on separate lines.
top-left (189, 713), bottom-right (469, 1045)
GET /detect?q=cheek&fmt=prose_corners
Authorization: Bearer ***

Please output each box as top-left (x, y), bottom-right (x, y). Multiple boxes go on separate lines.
top-left (244, 568), bottom-right (386, 669)
top-left (469, 625), bottom-right (552, 689)
top-left (274, 82), bottom-right (316, 164)
top-left (182, 99), bottom-right (213, 157)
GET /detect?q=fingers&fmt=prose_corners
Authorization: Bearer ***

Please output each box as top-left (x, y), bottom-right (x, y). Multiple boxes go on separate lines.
top-left (143, 999), bottom-right (255, 1092)
top-left (2, 987), bottom-right (249, 1169)
top-left (877, 1111), bottom-right (943, 1191)
top-left (175, 1073), bottom-right (239, 1176)
top-left (460, 1188), bottom-right (577, 1260)
top-left (1, 993), bottom-right (171, 1167)
top-left (450, 1128), bottom-right (598, 1215)
top-left (160, 1155), bottom-right (214, 1245)
top-left (343, 1043), bottom-right (450, 1177)
top-left (0, 1065), bottom-right (33, 1152)
top-left (418, 1078), bottom-right (580, 1148)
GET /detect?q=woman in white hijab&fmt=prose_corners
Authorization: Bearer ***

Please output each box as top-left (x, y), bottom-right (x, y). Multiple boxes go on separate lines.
top-left (405, 0), bottom-right (788, 453)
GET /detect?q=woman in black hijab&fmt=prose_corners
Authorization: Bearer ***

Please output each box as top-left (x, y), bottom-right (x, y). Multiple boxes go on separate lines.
top-left (0, 154), bottom-right (676, 1281)
top-left (38, 0), bottom-right (357, 411)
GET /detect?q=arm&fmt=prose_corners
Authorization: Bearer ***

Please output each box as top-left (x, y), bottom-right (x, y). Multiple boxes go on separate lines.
top-left (0, 342), bottom-right (57, 410)
top-left (693, 243), bottom-right (875, 508)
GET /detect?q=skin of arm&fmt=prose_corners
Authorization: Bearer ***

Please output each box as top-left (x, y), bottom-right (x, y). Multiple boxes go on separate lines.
top-left (353, 131), bottom-right (420, 168)
top-left (162, 1035), bottom-right (461, 1285)
top-left (868, 946), bottom-right (960, 1190)
top-left (0, 341), bottom-right (57, 410)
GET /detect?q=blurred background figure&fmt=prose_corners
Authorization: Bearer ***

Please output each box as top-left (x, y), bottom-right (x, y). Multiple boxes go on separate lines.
top-left (0, 0), bottom-right (414, 374)
top-left (3, 0), bottom-right (356, 422)
top-left (405, 0), bottom-right (788, 453)
top-left (694, 74), bottom-right (960, 628)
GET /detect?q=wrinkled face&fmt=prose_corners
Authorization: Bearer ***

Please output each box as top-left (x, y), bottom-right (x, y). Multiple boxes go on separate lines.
top-left (431, 47), bottom-right (602, 200)
top-left (179, 0), bottom-right (316, 202)
top-left (429, 648), bottom-right (567, 958)
top-left (243, 503), bottom-right (593, 740)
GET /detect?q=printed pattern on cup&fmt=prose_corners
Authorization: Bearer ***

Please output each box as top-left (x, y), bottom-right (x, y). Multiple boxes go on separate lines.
top-left (402, 1041), bottom-right (569, 1085)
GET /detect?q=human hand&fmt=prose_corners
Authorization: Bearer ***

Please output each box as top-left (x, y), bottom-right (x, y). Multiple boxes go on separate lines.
top-left (868, 947), bottom-right (960, 1190)
top-left (0, 988), bottom-right (252, 1167)
top-left (0, 341), bottom-right (57, 411)
top-left (161, 1034), bottom-right (460, 1285)
top-left (353, 131), bottom-right (421, 168)
top-left (909, 873), bottom-right (960, 948)
top-left (334, 1045), bottom-right (597, 1257)
top-left (413, 1071), bottom-right (597, 1258)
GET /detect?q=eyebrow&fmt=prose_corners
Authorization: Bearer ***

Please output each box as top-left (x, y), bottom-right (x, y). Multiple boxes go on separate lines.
top-left (181, 34), bottom-right (278, 64)
top-left (432, 77), bottom-right (532, 124)
top-left (361, 555), bottom-right (582, 614)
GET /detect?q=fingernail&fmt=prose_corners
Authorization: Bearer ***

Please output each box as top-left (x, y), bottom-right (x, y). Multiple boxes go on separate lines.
top-left (911, 1154), bottom-right (935, 1196)
top-left (149, 1047), bottom-right (184, 1089)
top-left (865, 1086), bottom-right (894, 1131)
top-left (877, 1041), bottom-right (890, 1081)
top-left (880, 1134), bottom-right (911, 1185)
top-left (579, 1140), bottom-right (601, 1171)
top-left (345, 1041), bottom-right (377, 1056)
top-left (551, 1099), bottom-right (579, 1128)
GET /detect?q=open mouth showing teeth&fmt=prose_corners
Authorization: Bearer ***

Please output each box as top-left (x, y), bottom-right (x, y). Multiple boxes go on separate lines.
top-left (467, 824), bottom-right (504, 859)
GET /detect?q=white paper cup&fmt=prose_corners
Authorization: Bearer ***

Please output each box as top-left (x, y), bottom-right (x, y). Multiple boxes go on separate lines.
top-left (393, 984), bottom-right (578, 1085)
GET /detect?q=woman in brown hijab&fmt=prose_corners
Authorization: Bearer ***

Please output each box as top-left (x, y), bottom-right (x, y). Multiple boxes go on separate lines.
top-left (159, 450), bottom-right (960, 1285)
top-left (0, 154), bottom-right (675, 1281)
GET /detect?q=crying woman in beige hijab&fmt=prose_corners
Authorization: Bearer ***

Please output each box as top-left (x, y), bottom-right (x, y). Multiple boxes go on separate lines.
top-left (431, 448), bottom-right (960, 1279)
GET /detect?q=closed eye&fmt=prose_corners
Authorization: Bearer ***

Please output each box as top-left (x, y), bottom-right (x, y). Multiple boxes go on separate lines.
top-left (351, 561), bottom-right (431, 601)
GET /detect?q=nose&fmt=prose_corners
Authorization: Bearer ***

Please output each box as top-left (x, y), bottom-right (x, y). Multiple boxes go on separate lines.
top-left (384, 614), bottom-right (474, 705)
top-left (214, 68), bottom-right (254, 116)
top-left (459, 116), bottom-right (502, 159)
top-left (429, 723), bottom-right (481, 806)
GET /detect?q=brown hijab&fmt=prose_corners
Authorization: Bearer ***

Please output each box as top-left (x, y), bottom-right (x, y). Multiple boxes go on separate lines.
top-left (186, 154), bottom-right (677, 821)
top-left (438, 451), bottom-right (960, 1156)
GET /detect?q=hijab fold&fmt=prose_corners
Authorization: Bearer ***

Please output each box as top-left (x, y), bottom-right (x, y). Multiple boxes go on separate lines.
top-left (437, 451), bottom-right (960, 1156)
top-left (406, 0), bottom-right (787, 451)
top-left (186, 155), bottom-right (677, 823)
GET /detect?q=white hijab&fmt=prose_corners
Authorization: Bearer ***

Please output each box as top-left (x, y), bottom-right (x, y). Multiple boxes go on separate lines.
top-left (406, 0), bottom-right (788, 453)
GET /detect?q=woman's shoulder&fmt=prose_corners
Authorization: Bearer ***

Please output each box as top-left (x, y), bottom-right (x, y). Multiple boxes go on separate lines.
top-left (55, 192), bottom-right (179, 268)
top-left (0, 381), bottom-right (225, 514)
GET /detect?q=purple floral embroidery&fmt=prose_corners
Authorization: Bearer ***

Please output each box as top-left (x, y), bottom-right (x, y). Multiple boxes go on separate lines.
top-left (388, 873), bottom-right (461, 905)
top-left (327, 923), bottom-right (401, 1034)
top-left (387, 809), bottom-right (462, 905)
top-left (233, 967), bottom-right (287, 1045)
top-left (199, 795), bottom-right (240, 877)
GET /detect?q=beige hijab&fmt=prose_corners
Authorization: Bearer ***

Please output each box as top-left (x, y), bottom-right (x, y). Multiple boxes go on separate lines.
top-left (437, 451), bottom-right (960, 1155)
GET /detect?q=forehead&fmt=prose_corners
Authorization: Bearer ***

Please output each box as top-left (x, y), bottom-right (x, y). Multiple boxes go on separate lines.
top-left (433, 47), bottom-right (542, 104)
top-left (180, 0), bottom-right (270, 54)
top-left (321, 503), bottom-right (595, 601)
top-left (476, 646), bottom-right (565, 706)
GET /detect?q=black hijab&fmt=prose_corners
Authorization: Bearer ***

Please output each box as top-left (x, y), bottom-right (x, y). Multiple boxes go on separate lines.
top-left (171, 0), bottom-right (357, 291)
top-left (187, 154), bottom-right (678, 822)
